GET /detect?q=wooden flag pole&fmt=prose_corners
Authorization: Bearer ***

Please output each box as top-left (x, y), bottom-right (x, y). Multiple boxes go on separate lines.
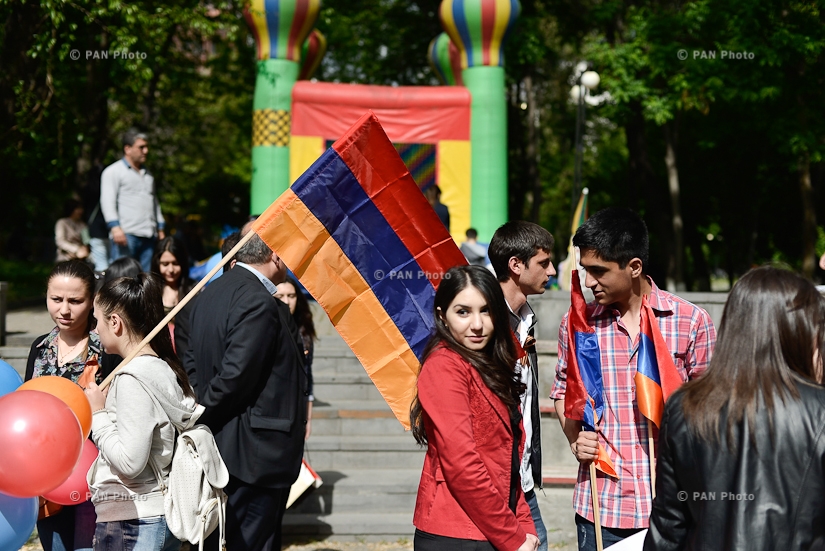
top-left (647, 418), bottom-right (657, 498)
top-left (589, 463), bottom-right (604, 551)
top-left (100, 229), bottom-right (257, 389)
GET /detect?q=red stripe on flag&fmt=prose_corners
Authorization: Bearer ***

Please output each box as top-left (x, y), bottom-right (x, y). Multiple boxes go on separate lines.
top-left (563, 272), bottom-right (588, 422)
top-left (332, 112), bottom-right (467, 289)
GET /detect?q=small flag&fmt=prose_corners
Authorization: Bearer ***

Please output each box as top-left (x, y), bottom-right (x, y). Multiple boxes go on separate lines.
top-left (251, 112), bottom-right (467, 429)
top-left (634, 297), bottom-right (684, 428)
top-left (564, 272), bottom-right (617, 477)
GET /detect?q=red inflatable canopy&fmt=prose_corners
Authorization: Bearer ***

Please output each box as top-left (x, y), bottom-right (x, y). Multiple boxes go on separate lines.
top-left (292, 81), bottom-right (471, 143)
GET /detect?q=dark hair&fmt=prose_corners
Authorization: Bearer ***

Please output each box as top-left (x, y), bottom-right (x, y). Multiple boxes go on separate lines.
top-left (103, 257), bottom-right (143, 285)
top-left (281, 277), bottom-right (316, 341)
top-left (96, 273), bottom-right (194, 398)
top-left (235, 231), bottom-right (273, 264)
top-left (122, 128), bottom-right (147, 148)
top-left (466, 228), bottom-right (478, 240)
top-left (681, 266), bottom-right (825, 449)
top-left (48, 260), bottom-right (97, 331)
top-left (221, 231), bottom-right (241, 271)
top-left (410, 265), bottom-right (524, 444)
top-left (488, 221), bottom-right (555, 282)
top-left (572, 207), bottom-right (649, 271)
top-left (151, 236), bottom-right (194, 300)
top-left (62, 198), bottom-right (83, 218)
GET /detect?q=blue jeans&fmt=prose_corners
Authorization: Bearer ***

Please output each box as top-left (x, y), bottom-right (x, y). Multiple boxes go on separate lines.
top-left (575, 514), bottom-right (642, 551)
top-left (37, 501), bottom-right (96, 551)
top-left (525, 490), bottom-right (547, 551)
top-left (89, 238), bottom-right (110, 272)
top-left (111, 234), bottom-right (156, 272)
top-left (93, 516), bottom-right (179, 551)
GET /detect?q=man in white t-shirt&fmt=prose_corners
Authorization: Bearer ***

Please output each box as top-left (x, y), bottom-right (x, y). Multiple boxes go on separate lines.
top-left (489, 221), bottom-right (556, 551)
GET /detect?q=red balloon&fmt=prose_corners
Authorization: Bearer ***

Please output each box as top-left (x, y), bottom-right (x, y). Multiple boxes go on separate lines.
top-left (42, 438), bottom-right (99, 505)
top-left (0, 390), bottom-right (83, 498)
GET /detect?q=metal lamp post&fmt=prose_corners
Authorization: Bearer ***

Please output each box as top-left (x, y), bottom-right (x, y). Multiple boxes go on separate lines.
top-left (570, 63), bottom-right (603, 212)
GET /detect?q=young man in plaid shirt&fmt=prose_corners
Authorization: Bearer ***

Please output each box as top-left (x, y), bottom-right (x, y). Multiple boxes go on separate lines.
top-left (551, 208), bottom-right (716, 550)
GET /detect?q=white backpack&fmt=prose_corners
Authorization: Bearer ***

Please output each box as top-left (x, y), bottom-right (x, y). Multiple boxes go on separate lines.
top-left (150, 406), bottom-right (229, 550)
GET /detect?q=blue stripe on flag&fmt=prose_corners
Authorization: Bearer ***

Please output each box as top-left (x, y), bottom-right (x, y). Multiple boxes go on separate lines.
top-left (575, 330), bottom-right (603, 431)
top-left (291, 150), bottom-right (435, 358)
top-left (637, 334), bottom-right (661, 385)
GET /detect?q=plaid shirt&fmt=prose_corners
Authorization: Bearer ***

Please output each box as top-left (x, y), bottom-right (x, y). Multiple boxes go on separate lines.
top-left (550, 278), bottom-right (716, 529)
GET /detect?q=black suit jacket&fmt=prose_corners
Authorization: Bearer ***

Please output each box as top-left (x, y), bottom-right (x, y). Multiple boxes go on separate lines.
top-left (184, 266), bottom-right (307, 488)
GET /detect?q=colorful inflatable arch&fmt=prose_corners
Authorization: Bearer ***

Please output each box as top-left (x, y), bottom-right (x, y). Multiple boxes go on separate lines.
top-left (245, 0), bottom-right (520, 242)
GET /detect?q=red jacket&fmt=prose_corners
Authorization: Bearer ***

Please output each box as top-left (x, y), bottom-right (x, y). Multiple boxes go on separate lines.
top-left (413, 347), bottom-right (536, 550)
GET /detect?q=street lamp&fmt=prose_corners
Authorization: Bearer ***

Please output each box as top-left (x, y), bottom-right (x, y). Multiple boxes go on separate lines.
top-left (570, 64), bottom-right (610, 213)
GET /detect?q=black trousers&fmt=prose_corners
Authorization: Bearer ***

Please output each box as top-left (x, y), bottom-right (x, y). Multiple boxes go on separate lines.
top-left (204, 476), bottom-right (290, 551)
top-left (414, 529), bottom-right (496, 551)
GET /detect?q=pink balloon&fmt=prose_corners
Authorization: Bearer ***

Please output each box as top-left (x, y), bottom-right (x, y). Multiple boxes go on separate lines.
top-left (42, 439), bottom-right (99, 505)
top-left (0, 390), bottom-right (83, 498)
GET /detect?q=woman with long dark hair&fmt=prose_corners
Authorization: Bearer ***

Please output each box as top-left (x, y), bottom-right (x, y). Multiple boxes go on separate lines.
top-left (645, 266), bottom-right (825, 550)
top-left (411, 265), bottom-right (538, 551)
top-left (150, 236), bottom-right (194, 317)
top-left (274, 277), bottom-right (315, 439)
top-left (84, 274), bottom-right (197, 551)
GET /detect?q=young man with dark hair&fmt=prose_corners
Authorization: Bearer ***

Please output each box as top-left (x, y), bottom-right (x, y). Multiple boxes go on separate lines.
top-left (550, 207), bottom-right (716, 550)
top-left (489, 221), bottom-right (556, 551)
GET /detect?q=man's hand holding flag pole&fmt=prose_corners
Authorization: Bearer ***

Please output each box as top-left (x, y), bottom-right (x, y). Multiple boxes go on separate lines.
top-left (562, 271), bottom-right (619, 551)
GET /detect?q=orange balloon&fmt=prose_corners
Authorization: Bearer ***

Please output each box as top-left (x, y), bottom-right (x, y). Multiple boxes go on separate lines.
top-left (18, 376), bottom-right (92, 439)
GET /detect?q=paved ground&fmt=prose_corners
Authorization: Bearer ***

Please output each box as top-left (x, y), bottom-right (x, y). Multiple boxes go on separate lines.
top-left (7, 307), bottom-right (578, 551)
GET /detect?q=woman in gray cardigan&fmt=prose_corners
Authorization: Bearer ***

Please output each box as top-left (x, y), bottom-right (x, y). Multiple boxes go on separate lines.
top-left (85, 274), bottom-right (197, 551)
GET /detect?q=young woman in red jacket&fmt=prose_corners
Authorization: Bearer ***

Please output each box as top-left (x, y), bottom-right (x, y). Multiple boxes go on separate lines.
top-left (411, 265), bottom-right (539, 551)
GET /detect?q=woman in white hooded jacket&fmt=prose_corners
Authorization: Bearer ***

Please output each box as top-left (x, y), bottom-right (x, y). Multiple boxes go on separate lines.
top-left (85, 273), bottom-right (197, 551)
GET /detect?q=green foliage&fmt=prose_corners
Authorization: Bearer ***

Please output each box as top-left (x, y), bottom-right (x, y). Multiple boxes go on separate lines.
top-left (2, 0), bottom-right (825, 288)
top-left (0, 0), bottom-right (255, 261)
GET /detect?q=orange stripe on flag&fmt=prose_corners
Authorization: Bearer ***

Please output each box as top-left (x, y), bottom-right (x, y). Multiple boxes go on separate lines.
top-left (595, 444), bottom-right (617, 478)
top-left (253, 190), bottom-right (420, 429)
top-left (634, 371), bottom-right (665, 428)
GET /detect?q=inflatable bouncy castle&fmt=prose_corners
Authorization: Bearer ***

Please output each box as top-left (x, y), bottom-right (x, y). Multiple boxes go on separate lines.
top-left (244, 0), bottom-right (520, 241)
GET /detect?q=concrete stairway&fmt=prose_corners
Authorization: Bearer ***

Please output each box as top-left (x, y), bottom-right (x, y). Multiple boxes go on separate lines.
top-left (283, 330), bottom-right (579, 542)
top-left (284, 334), bottom-right (423, 541)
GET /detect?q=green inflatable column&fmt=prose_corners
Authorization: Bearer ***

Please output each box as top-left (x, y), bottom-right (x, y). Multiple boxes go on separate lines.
top-left (439, 0), bottom-right (520, 240)
top-left (243, 0), bottom-right (321, 214)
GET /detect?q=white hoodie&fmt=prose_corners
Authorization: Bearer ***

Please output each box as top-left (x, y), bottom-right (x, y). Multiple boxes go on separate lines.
top-left (88, 355), bottom-right (198, 522)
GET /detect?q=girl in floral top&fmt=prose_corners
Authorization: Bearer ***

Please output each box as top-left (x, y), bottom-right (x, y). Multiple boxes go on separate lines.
top-left (24, 260), bottom-right (113, 551)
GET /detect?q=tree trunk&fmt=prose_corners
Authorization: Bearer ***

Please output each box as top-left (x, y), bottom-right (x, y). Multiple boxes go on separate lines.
top-left (799, 153), bottom-right (817, 279)
top-left (624, 102), bottom-right (671, 284)
top-left (663, 121), bottom-right (686, 292)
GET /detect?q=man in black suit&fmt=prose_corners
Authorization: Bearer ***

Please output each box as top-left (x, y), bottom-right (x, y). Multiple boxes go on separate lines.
top-left (184, 230), bottom-right (307, 551)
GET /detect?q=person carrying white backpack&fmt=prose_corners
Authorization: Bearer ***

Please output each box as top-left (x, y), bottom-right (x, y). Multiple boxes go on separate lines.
top-left (85, 274), bottom-right (221, 551)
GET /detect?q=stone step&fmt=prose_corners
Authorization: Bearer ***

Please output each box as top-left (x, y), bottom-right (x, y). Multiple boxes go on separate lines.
top-left (312, 403), bottom-right (407, 437)
top-left (288, 468), bottom-right (420, 515)
top-left (313, 372), bottom-right (385, 402)
top-left (283, 512), bottom-right (414, 540)
top-left (306, 445), bottom-right (425, 471)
